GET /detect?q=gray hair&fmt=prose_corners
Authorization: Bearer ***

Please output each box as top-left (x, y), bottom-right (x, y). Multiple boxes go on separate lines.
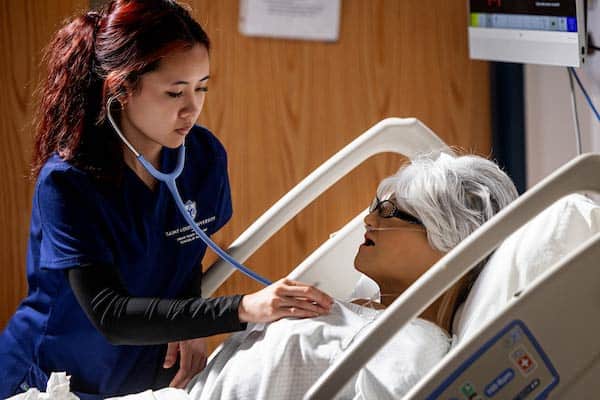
top-left (377, 152), bottom-right (519, 252)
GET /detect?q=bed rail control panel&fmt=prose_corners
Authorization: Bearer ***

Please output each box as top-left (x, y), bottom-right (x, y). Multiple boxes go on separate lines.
top-left (426, 320), bottom-right (559, 400)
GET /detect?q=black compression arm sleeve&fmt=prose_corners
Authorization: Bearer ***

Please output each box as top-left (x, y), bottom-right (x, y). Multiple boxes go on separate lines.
top-left (67, 263), bottom-right (247, 345)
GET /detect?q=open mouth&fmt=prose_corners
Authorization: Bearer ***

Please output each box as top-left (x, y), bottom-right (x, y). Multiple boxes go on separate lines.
top-left (363, 236), bottom-right (375, 246)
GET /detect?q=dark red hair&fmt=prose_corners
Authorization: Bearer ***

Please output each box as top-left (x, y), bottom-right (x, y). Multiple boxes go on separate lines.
top-left (32, 0), bottom-right (210, 181)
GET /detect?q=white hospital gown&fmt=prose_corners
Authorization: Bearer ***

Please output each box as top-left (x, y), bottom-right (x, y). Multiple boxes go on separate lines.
top-left (353, 318), bottom-right (452, 399)
top-left (187, 301), bottom-right (451, 400)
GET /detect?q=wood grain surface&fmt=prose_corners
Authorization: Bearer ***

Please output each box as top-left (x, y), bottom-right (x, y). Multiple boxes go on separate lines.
top-left (0, 0), bottom-right (87, 329)
top-left (1, 0), bottom-right (491, 354)
top-left (192, 0), bottom-right (491, 350)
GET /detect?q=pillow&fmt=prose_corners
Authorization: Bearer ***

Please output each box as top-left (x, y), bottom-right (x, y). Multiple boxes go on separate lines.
top-left (454, 193), bottom-right (600, 341)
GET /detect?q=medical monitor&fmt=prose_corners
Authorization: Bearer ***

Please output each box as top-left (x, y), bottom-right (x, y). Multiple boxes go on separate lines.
top-left (468, 0), bottom-right (587, 67)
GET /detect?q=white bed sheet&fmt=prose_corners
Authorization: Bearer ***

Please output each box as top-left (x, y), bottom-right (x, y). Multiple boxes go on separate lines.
top-left (106, 302), bottom-right (450, 400)
top-left (187, 304), bottom-right (450, 400)
top-left (187, 301), bottom-right (376, 399)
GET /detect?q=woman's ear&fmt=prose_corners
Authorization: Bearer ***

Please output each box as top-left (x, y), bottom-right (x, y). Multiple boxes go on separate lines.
top-left (116, 96), bottom-right (127, 108)
top-left (119, 81), bottom-right (139, 107)
top-left (119, 87), bottom-right (131, 107)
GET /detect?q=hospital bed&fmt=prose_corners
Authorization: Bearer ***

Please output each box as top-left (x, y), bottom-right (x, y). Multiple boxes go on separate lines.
top-left (21, 119), bottom-right (598, 399)
top-left (200, 118), bottom-right (600, 399)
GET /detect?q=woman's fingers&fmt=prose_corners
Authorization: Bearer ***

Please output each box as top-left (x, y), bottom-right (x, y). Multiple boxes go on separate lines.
top-left (163, 342), bottom-right (179, 369)
top-left (278, 296), bottom-right (329, 315)
top-left (169, 338), bottom-right (207, 389)
top-left (169, 342), bottom-right (192, 388)
top-left (278, 306), bottom-right (320, 319)
top-left (238, 279), bottom-right (335, 323)
top-left (182, 353), bottom-right (203, 388)
top-left (279, 279), bottom-right (333, 309)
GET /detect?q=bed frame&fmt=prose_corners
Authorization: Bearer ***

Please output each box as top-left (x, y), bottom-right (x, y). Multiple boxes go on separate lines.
top-left (202, 118), bottom-right (600, 399)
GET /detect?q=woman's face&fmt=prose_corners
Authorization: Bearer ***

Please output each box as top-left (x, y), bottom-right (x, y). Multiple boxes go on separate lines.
top-left (354, 198), bottom-right (444, 294)
top-left (120, 43), bottom-right (210, 153)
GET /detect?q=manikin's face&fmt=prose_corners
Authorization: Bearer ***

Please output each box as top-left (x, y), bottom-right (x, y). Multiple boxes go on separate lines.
top-left (120, 44), bottom-right (210, 152)
top-left (354, 197), bottom-right (444, 295)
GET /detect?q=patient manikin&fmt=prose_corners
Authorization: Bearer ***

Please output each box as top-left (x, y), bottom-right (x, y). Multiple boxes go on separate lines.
top-left (174, 153), bottom-right (518, 400)
top-left (113, 153), bottom-right (518, 400)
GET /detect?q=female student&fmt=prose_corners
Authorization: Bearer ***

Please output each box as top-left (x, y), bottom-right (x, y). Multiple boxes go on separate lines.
top-left (0, 1), bottom-right (332, 398)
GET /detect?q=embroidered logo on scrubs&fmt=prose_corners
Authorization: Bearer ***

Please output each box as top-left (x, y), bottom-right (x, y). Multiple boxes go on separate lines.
top-left (185, 200), bottom-right (197, 220)
top-left (165, 200), bottom-right (216, 245)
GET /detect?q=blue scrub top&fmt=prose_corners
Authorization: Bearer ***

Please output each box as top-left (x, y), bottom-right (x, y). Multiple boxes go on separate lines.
top-left (0, 125), bottom-right (232, 398)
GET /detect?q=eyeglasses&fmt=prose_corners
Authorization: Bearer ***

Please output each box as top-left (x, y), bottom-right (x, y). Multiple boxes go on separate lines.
top-left (369, 196), bottom-right (423, 225)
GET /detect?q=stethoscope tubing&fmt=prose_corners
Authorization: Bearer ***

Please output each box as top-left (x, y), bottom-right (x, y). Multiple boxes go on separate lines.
top-left (106, 96), bottom-right (272, 286)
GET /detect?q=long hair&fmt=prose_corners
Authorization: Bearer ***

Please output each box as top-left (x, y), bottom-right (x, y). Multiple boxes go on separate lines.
top-left (31, 0), bottom-right (210, 182)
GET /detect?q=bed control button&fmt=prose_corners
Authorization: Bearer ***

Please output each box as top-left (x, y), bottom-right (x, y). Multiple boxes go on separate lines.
top-left (485, 368), bottom-right (515, 397)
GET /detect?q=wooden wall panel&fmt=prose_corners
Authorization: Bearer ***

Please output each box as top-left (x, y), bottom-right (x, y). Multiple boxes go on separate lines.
top-left (1, 0), bottom-right (491, 354)
top-left (0, 0), bottom-right (87, 329)
top-left (190, 0), bottom-right (491, 350)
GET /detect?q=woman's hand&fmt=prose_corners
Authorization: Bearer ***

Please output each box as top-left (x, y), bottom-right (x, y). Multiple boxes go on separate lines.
top-left (164, 338), bottom-right (208, 389)
top-left (238, 278), bottom-right (334, 323)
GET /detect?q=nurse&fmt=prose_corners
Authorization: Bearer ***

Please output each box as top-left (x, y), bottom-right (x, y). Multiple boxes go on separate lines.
top-left (0, 0), bottom-right (332, 398)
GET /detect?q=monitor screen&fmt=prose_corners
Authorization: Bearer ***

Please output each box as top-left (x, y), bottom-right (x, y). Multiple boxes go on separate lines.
top-left (468, 0), bottom-right (586, 67)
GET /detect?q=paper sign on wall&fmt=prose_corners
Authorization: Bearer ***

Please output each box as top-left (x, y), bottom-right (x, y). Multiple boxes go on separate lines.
top-left (239, 0), bottom-right (341, 42)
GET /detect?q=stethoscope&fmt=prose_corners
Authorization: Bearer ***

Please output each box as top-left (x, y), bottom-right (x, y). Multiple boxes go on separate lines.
top-left (106, 96), bottom-right (272, 286)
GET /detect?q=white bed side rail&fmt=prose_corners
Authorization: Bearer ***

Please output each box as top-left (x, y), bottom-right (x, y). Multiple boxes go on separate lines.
top-left (285, 209), bottom-right (369, 300)
top-left (202, 118), bottom-right (450, 296)
top-left (304, 153), bottom-right (600, 399)
top-left (406, 232), bottom-right (600, 399)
